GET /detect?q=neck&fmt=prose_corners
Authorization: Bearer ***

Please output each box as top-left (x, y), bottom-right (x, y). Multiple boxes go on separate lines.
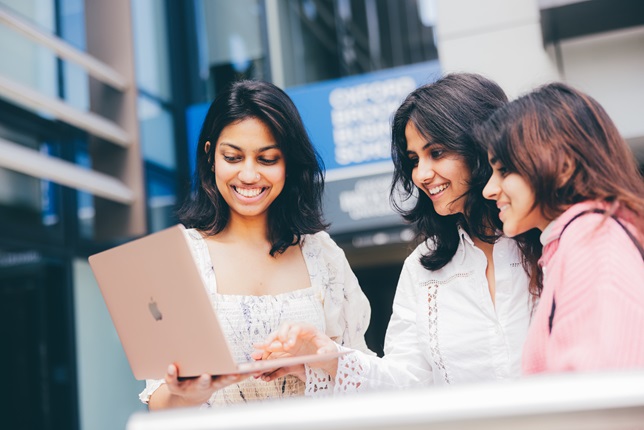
top-left (222, 213), bottom-right (272, 245)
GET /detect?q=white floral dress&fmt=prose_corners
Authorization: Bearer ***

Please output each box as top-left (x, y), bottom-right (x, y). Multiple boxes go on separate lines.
top-left (139, 228), bottom-right (372, 407)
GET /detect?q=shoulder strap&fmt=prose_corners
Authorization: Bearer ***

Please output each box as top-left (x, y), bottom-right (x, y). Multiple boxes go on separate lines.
top-left (548, 208), bottom-right (644, 334)
top-left (560, 208), bottom-right (644, 258)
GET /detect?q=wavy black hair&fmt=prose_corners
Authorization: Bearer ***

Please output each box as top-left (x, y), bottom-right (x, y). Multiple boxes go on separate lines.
top-left (178, 80), bottom-right (328, 256)
top-left (390, 73), bottom-right (508, 271)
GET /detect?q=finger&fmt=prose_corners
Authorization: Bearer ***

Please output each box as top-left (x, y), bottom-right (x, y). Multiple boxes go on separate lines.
top-left (288, 324), bottom-right (319, 347)
top-left (266, 340), bottom-right (288, 353)
top-left (261, 324), bottom-right (287, 347)
top-left (261, 367), bottom-right (286, 382)
top-left (197, 374), bottom-right (211, 390)
top-left (276, 325), bottom-right (304, 352)
top-left (317, 344), bottom-right (337, 355)
top-left (252, 341), bottom-right (268, 350)
top-left (284, 325), bottom-right (303, 348)
top-left (165, 364), bottom-right (180, 387)
top-left (212, 374), bottom-right (245, 389)
top-left (276, 322), bottom-right (296, 343)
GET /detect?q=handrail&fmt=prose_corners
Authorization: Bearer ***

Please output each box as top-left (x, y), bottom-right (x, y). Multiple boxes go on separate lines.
top-left (0, 137), bottom-right (134, 204)
top-left (0, 5), bottom-right (128, 91)
top-left (0, 74), bottom-right (131, 147)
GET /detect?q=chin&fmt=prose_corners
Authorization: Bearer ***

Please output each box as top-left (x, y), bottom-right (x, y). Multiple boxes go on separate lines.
top-left (432, 203), bottom-right (451, 216)
top-left (434, 208), bottom-right (451, 217)
top-left (504, 223), bottom-right (532, 238)
top-left (502, 225), bottom-right (520, 238)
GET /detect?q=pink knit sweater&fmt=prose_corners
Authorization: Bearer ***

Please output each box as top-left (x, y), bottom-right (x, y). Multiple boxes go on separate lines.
top-left (522, 201), bottom-right (644, 373)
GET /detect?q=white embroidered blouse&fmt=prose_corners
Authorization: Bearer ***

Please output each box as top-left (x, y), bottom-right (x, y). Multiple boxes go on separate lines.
top-left (139, 228), bottom-right (372, 407)
top-left (309, 226), bottom-right (533, 394)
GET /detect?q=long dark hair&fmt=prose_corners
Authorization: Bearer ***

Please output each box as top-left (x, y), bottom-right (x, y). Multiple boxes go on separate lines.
top-left (178, 80), bottom-right (328, 255)
top-left (476, 82), bottom-right (644, 293)
top-left (390, 73), bottom-right (508, 271)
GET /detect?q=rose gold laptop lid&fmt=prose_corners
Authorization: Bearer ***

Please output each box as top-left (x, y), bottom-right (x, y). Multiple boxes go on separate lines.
top-left (88, 224), bottom-right (347, 380)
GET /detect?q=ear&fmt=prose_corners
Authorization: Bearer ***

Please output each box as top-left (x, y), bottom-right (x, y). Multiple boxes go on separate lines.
top-left (204, 141), bottom-right (216, 173)
top-left (557, 155), bottom-right (576, 188)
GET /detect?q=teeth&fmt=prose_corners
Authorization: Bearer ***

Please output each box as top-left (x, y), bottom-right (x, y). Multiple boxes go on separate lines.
top-left (235, 187), bottom-right (263, 198)
top-left (428, 184), bottom-right (449, 195)
top-left (499, 204), bottom-right (509, 212)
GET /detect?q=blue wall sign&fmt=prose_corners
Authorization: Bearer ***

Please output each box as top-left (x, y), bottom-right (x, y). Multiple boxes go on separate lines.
top-left (286, 60), bottom-right (440, 174)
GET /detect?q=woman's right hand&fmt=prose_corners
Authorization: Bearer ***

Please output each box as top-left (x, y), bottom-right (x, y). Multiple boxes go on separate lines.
top-left (149, 364), bottom-right (246, 410)
top-left (253, 322), bottom-right (339, 379)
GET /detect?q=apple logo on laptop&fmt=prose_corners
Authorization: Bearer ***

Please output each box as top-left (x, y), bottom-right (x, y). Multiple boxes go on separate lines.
top-left (148, 298), bottom-right (163, 321)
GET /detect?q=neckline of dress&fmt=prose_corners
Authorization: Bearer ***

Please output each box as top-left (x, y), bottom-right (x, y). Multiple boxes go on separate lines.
top-left (189, 228), bottom-right (320, 299)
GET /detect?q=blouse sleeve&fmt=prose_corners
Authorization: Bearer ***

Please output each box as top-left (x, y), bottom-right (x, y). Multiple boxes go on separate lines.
top-left (313, 232), bottom-right (373, 353)
top-left (331, 256), bottom-right (434, 394)
top-left (303, 232), bottom-right (375, 395)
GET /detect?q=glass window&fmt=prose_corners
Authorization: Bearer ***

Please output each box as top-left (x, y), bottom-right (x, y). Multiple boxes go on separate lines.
top-left (137, 95), bottom-right (178, 232)
top-left (146, 167), bottom-right (177, 232)
top-left (0, 125), bottom-right (62, 231)
top-left (0, 0), bottom-right (58, 100)
top-left (59, 0), bottom-right (89, 111)
top-left (279, 0), bottom-right (439, 86)
top-left (137, 95), bottom-right (176, 170)
top-left (131, 0), bottom-right (172, 100)
top-left (75, 146), bottom-right (95, 240)
top-left (195, 0), bottom-right (268, 98)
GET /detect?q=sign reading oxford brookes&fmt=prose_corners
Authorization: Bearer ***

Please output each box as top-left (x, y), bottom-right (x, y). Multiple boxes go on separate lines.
top-left (286, 60), bottom-right (440, 234)
top-left (185, 60), bottom-right (440, 235)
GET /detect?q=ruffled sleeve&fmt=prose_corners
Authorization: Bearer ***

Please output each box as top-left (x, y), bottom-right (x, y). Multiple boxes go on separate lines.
top-left (303, 232), bottom-right (373, 353)
top-left (300, 232), bottom-right (375, 395)
top-left (139, 378), bottom-right (164, 404)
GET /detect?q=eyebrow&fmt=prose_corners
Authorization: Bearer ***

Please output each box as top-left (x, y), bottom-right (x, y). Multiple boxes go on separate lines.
top-left (489, 155), bottom-right (499, 165)
top-left (406, 141), bottom-right (436, 155)
top-left (219, 143), bottom-right (280, 153)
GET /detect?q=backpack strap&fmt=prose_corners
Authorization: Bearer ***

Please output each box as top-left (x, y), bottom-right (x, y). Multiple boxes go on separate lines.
top-left (548, 208), bottom-right (644, 334)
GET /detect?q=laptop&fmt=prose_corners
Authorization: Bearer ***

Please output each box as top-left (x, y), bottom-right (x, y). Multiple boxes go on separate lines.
top-left (88, 224), bottom-right (346, 380)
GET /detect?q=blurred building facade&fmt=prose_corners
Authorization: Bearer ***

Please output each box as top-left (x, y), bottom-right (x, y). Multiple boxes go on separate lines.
top-left (0, 0), bottom-right (642, 429)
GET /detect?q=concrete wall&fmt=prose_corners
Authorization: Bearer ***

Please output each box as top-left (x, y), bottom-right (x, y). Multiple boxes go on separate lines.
top-left (435, 0), bottom-right (560, 98)
top-left (435, 0), bottom-right (644, 161)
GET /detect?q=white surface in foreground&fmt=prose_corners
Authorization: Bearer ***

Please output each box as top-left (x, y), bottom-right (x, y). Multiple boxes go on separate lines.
top-left (127, 371), bottom-right (644, 430)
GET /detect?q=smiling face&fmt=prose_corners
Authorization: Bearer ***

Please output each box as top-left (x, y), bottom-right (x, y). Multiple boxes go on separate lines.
top-left (483, 155), bottom-right (550, 236)
top-left (211, 117), bottom-right (285, 222)
top-left (405, 121), bottom-right (471, 216)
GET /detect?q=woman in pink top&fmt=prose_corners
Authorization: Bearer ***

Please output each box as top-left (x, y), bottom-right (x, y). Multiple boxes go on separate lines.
top-left (477, 82), bottom-right (644, 373)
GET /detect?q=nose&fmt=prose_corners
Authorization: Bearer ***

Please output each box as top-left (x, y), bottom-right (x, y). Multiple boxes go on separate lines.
top-left (238, 161), bottom-right (260, 183)
top-left (483, 174), bottom-right (499, 201)
top-left (416, 157), bottom-right (435, 184)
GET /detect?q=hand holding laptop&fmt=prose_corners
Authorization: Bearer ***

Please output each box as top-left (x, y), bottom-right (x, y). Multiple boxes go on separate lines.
top-left (148, 364), bottom-right (248, 410)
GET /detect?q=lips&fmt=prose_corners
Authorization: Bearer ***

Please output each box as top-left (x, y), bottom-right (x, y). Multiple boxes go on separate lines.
top-left (233, 186), bottom-right (265, 198)
top-left (428, 183), bottom-right (449, 195)
top-left (496, 202), bottom-right (509, 221)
